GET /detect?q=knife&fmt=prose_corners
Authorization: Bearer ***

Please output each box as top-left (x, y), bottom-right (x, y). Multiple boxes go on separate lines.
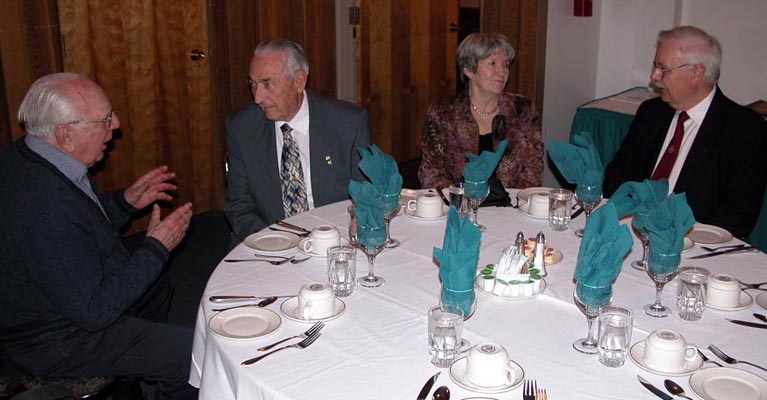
top-left (687, 246), bottom-right (756, 259)
top-left (416, 371), bottom-right (440, 400)
top-left (726, 319), bottom-right (767, 329)
top-left (275, 220), bottom-right (311, 234)
top-left (209, 295), bottom-right (293, 303)
top-left (637, 375), bottom-right (673, 400)
top-left (212, 296), bottom-right (279, 312)
top-left (571, 207), bottom-right (585, 219)
top-left (435, 187), bottom-right (450, 206)
top-left (754, 313), bottom-right (767, 323)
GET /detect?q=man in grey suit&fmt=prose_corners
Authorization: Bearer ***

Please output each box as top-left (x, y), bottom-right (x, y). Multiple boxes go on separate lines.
top-left (225, 39), bottom-right (371, 240)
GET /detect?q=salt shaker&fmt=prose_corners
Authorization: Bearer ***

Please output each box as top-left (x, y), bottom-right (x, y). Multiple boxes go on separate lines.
top-left (515, 231), bottom-right (525, 255)
top-left (532, 231), bottom-right (547, 277)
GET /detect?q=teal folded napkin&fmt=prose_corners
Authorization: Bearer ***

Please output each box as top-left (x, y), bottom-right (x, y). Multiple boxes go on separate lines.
top-left (348, 180), bottom-right (386, 247)
top-left (608, 179), bottom-right (669, 218)
top-left (547, 132), bottom-right (604, 186)
top-left (357, 144), bottom-right (403, 196)
top-left (462, 139), bottom-right (509, 182)
top-left (434, 207), bottom-right (481, 316)
top-left (574, 203), bottom-right (633, 307)
top-left (645, 193), bottom-right (695, 273)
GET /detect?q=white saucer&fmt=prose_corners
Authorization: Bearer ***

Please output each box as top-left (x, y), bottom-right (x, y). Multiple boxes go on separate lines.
top-left (690, 367), bottom-right (767, 400)
top-left (448, 356), bottom-right (525, 393)
top-left (296, 237), bottom-right (350, 258)
top-left (628, 341), bottom-right (703, 376)
top-left (687, 223), bottom-right (733, 245)
top-left (706, 291), bottom-right (753, 311)
top-left (518, 202), bottom-right (548, 220)
top-left (517, 187), bottom-right (553, 203)
top-left (757, 292), bottom-right (767, 312)
top-left (243, 230), bottom-right (300, 255)
top-left (683, 237), bottom-right (694, 252)
top-left (279, 296), bottom-right (346, 323)
top-left (208, 307), bottom-right (281, 340)
top-left (475, 276), bottom-right (547, 300)
top-left (404, 206), bottom-right (447, 221)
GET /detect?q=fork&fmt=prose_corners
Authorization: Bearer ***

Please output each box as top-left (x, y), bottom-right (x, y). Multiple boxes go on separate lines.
top-left (708, 344), bottom-right (767, 373)
top-left (242, 331), bottom-right (321, 365)
top-left (701, 244), bottom-right (746, 252)
top-left (737, 279), bottom-right (767, 289)
top-left (258, 322), bottom-right (324, 351)
top-left (224, 257), bottom-right (294, 265)
top-left (522, 379), bottom-right (536, 400)
top-left (697, 348), bottom-right (723, 367)
top-left (290, 256), bottom-right (312, 264)
top-left (536, 387), bottom-right (548, 400)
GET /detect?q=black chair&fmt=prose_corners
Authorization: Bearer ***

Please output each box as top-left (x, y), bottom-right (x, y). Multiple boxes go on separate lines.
top-left (0, 357), bottom-right (115, 400)
top-left (397, 157), bottom-right (422, 189)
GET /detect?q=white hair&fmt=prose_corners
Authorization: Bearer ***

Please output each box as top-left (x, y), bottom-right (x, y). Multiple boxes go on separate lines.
top-left (658, 26), bottom-right (722, 84)
top-left (17, 72), bottom-right (85, 138)
top-left (254, 39), bottom-right (310, 78)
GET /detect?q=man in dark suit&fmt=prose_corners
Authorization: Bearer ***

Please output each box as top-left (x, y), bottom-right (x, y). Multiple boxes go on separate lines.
top-left (225, 39), bottom-right (371, 240)
top-left (604, 26), bottom-right (767, 238)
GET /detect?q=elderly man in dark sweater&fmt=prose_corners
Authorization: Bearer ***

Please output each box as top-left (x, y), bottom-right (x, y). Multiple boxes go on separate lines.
top-left (0, 73), bottom-right (196, 399)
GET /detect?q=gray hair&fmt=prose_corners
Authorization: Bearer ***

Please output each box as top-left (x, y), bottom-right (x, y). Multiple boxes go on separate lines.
top-left (17, 72), bottom-right (84, 138)
top-left (658, 25), bottom-right (722, 84)
top-left (457, 33), bottom-right (516, 83)
top-left (254, 38), bottom-right (310, 78)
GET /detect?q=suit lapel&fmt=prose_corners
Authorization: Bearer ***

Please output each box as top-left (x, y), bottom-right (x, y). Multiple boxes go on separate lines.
top-left (676, 88), bottom-right (724, 192)
top-left (250, 114), bottom-right (283, 211)
top-left (307, 92), bottom-right (336, 205)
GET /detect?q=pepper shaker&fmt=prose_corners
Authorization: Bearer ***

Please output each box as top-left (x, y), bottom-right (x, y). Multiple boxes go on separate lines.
top-left (532, 231), bottom-right (547, 277)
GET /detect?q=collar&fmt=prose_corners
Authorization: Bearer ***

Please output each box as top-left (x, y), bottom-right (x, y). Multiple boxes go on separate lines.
top-left (683, 86), bottom-right (716, 126)
top-left (277, 90), bottom-right (309, 135)
top-left (24, 134), bottom-right (88, 183)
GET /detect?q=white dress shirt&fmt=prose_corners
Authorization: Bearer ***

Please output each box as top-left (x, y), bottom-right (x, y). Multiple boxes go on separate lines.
top-left (274, 91), bottom-right (315, 208)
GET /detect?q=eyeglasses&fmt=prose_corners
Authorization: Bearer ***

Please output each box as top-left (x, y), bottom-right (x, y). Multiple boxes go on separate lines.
top-left (651, 62), bottom-right (692, 77)
top-left (67, 110), bottom-right (113, 128)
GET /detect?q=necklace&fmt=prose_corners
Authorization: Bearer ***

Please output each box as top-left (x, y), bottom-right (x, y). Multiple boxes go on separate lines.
top-left (470, 102), bottom-right (498, 117)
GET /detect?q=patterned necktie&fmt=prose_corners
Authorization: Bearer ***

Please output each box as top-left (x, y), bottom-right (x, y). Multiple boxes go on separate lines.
top-left (651, 111), bottom-right (689, 180)
top-left (280, 123), bottom-right (309, 217)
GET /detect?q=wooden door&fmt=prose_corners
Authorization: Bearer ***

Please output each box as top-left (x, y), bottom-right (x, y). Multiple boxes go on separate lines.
top-left (57, 0), bottom-right (221, 231)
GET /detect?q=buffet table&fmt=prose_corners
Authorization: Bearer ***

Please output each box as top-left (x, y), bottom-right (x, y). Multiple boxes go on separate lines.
top-left (189, 189), bottom-right (767, 399)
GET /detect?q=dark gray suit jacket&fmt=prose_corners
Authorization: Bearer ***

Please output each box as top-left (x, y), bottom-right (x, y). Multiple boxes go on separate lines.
top-left (224, 91), bottom-right (371, 240)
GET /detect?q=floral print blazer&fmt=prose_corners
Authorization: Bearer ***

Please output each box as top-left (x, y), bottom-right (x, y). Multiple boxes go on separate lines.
top-left (418, 91), bottom-right (544, 189)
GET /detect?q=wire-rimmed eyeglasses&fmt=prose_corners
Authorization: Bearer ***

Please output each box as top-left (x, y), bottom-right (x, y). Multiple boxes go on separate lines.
top-left (67, 110), bottom-right (113, 128)
top-left (651, 62), bottom-right (692, 77)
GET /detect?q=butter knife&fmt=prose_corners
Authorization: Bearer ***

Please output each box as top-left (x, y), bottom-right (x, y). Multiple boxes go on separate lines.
top-left (209, 295), bottom-right (293, 303)
top-left (726, 319), bottom-right (767, 329)
top-left (275, 220), bottom-right (311, 234)
top-left (754, 313), bottom-right (767, 323)
top-left (637, 375), bottom-right (673, 400)
top-left (687, 246), bottom-right (756, 259)
top-left (435, 187), bottom-right (450, 206)
top-left (416, 372), bottom-right (440, 400)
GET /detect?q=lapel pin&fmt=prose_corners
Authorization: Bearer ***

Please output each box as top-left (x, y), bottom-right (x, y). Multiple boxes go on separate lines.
top-left (325, 156), bottom-right (332, 165)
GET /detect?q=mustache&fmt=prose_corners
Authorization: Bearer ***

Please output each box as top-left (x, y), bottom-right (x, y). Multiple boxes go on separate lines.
top-left (649, 80), bottom-right (664, 94)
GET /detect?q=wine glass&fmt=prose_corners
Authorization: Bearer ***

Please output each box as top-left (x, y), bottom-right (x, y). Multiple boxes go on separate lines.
top-left (463, 179), bottom-right (490, 231)
top-left (643, 250), bottom-right (681, 317)
top-left (382, 192), bottom-right (401, 248)
top-left (574, 182), bottom-right (603, 237)
top-left (573, 283), bottom-right (612, 354)
top-left (348, 205), bottom-right (387, 288)
top-left (630, 212), bottom-right (649, 271)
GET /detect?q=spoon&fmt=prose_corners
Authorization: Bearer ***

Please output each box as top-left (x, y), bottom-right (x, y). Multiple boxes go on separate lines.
top-left (432, 385), bottom-right (450, 400)
top-left (211, 296), bottom-right (278, 312)
top-left (664, 379), bottom-right (693, 400)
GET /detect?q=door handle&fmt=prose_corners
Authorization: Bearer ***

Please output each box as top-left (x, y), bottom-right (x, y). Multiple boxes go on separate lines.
top-left (190, 49), bottom-right (206, 61)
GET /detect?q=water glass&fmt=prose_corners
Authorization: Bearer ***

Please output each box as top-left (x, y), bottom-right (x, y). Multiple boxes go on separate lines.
top-left (676, 266), bottom-right (710, 321)
top-left (327, 245), bottom-right (357, 297)
top-left (597, 306), bottom-right (633, 367)
top-left (448, 183), bottom-right (467, 217)
top-left (548, 188), bottom-right (573, 231)
top-left (428, 305), bottom-right (465, 368)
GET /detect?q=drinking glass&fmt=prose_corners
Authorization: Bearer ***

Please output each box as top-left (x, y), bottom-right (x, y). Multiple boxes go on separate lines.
top-left (382, 192), bottom-right (401, 248)
top-left (573, 283), bottom-right (612, 354)
top-left (463, 179), bottom-right (490, 231)
top-left (676, 266), bottom-right (709, 321)
top-left (327, 245), bottom-right (357, 297)
top-left (630, 212), bottom-right (649, 271)
top-left (574, 182), bottom-right (603, 237)
top-left (428, 305), bottom-right (466, 368)
top-left (643, 251), bottom-right (681, 318)
top-left (597, 306), bottom-right (633, 367)
top-left (348, 206), bottom-right (386, 288)
top-left (548, 188), bottom-right (573, 231)
top-left (448, 183), bottom-right (467, 218)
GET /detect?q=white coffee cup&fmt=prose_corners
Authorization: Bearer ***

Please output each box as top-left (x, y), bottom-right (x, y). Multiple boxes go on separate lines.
top-left (464, 342), bottom-right (516, 388)
top-left (706, 273), bottom-right (741, 308)
top-left (297, 282), bottom-right (336, 319)
top-left (407, 193), bottom-right (443, 218)
top-left (643, 329), bottom-right (698, 372)
top-left (301, 225), bottom-right (341, 256)
top-left (526, 193), bottom-right (549, 217)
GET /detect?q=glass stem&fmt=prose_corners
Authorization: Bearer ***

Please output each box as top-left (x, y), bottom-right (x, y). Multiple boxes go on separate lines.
top-left (384, 219), bottom-right (393, 243)
top-left (472, 203), bottom-right (479, 226)
top-left (584, 314), bottom-right (597, 346)
top-left (641, 238), bottom-right (649, 265)
top-left (365, 253), bottom-right (376, 281)
top-left (653, 282), bottom-right (665, 310)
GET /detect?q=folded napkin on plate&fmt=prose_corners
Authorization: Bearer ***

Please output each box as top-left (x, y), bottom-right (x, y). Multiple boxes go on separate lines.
top-left (462, 139), bottom-right (509, 183)
top-left (608, 179), bottom-right (669, 218)
top-left (434, 207), bottom-right (481, 317)
top-left (574, 203), bottom-right (633, 307)
top-left (357, 144), bottom-right (403, 196)
top-left (547, 132), bottom-right (603, 186)
top-left (348, 180), bottom-right (386, 247)
top-left (645, 193), bottom-right (695, 273)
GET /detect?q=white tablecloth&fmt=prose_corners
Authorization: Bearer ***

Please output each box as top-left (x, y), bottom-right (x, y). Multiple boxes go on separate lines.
top-left (190, 190), bottom-right (767, 399)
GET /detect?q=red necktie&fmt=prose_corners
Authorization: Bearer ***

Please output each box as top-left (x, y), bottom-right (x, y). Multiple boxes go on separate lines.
top-left (651, 111), bottom-right (689, 180)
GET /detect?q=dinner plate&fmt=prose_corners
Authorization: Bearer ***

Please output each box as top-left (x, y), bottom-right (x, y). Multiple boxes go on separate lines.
top-left (449, 356), bottom-right (525, 393)
top-left (475, 276), bottom-right (547, 300)
top-left (757, 292), bottom-right (767, 312)
top-left (706, 291), bottom-right (753, 311)
top-left (279, 297), bottom-right (346, 323)
top-left (516, 187), bottom-right (553, 203)
top-left (404, 206), bottom-right (448, 221)
top-left (690, 367), bottom-right (767, 400)
top-left (243, 230), bottom-right (300, 255)
top-left (687, 223), bottom-right (733, 245)
top-left (629, 341), bottom-right (703, 376)
top-left (208, 307), bottom-right (281, 340)
top-left (518, 202), bottom-right (548, 220)
top-left (296, 237), bottom-right (351, 258)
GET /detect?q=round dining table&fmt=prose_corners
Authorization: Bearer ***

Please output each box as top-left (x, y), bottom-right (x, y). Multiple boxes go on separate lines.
top-left (189, 189), bottom-right (767, 400)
